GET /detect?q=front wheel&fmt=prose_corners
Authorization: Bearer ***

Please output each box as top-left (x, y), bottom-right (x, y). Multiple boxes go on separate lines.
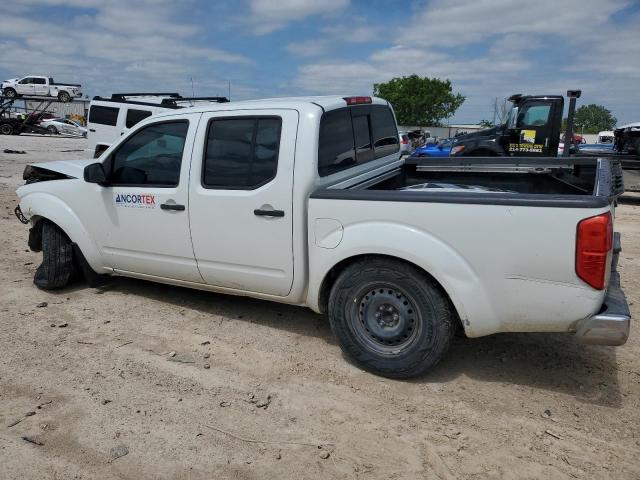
top-left (34, 221), bottom-right (77, 290)
top-left (3, 88), bottom-right (17, 98)
top-left (57, 91), bottom-right (71, 103)
top-left (0, 123), bottom-right (13, 135)
top-left (328, 258), bottom-right (456, 378)
top-left (46, 125), bottom-right (58, 135)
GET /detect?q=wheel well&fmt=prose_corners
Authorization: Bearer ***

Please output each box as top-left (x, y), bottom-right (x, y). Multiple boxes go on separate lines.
top-left (318, 254), bottom-right (462, 330)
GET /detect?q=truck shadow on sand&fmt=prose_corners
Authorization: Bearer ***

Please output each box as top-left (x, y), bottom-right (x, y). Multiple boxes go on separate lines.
top-left (425, 334), bottom-right (623, 408)
top-left (90, 277), bottom-right (622, 408)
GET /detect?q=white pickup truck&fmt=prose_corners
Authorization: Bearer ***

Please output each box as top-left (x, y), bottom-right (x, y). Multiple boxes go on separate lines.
top-left (14, 95), bottom-right (631, 378)
top-left (1, 75), bottom-right (82, 102)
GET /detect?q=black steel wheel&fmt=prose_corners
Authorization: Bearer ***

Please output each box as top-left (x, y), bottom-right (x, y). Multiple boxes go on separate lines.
top-left (328, 257), bottom-right (456, 378)
top-left (351, 285), bottom-right (421, 354)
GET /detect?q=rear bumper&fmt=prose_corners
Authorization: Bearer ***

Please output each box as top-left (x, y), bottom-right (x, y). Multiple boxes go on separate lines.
top-left (575, 233), bottom-right (631, 346)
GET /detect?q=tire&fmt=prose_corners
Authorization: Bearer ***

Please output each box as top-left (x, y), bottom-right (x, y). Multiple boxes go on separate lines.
top-left (57, 91), bottom-right (71, 103)
top-left (34, 221), bottom-right (77, 290)
top-left (0, 123), bottom-right (13, 135)
top-left (3, 88), bottom-right (17, 98)
top-left (46, 125), bottom-right (58, 135)
top-left (328, 258), bottom-right (456, 378)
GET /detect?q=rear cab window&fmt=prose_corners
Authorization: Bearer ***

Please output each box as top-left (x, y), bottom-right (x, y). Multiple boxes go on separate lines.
top-left (89, 105), bottom-right (119, 126)
top-left (318, 104), bottom-right (399, 177)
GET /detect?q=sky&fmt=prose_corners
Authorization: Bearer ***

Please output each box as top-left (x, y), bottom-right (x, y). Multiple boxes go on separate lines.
top-left (1, 0), bottom-right (639, 125)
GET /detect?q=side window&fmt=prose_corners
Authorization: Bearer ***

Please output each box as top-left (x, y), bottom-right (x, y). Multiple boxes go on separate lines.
top-left (89, 105), bottom-right (119, 126)
top-left (33, 78), bottom-right (46, 85)
top-left (18, 78), bottom-right (33, 85)
top-left (371, 105), bottom-right (400, 158)
top-left (518, 104), bottom-right (551, 127)
top-left (318, 109), bottom-right (356, 177)
top-left (110, 121), bottom-right (188, 187)
top-left (126, 109), bottom-right (153, 128)
top-left (203, 117), bottom-right (281, 189)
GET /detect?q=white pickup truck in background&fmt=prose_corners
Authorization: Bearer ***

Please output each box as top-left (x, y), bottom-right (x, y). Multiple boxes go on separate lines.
top-left (1, 75), bottom-right (82, 102)
top-left (14, 95), bottom-right (631, 378)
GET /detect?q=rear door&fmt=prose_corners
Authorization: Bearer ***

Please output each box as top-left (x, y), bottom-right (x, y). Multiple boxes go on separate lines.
top-left (188, 109), bottom-right (298, 296)
top-left (33, 77), bottom-right (49, 95)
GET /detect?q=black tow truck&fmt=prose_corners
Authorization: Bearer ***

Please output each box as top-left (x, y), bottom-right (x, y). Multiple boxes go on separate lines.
top-left (451, 90), bottom-right (639, 167)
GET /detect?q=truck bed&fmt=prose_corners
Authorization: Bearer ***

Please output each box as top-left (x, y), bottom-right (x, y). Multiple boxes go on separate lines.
top-left (312, 156), bottom-right (624, 208)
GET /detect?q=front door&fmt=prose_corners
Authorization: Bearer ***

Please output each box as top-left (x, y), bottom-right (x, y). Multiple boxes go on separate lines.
top-left (188, 109), bottom-right (297, 296)
top-left (16, 77), bottom-right (35, 96)
top-left (87, 113), bottom-right (203, 282)
top-left (507, 101), bottom-right (555, 156)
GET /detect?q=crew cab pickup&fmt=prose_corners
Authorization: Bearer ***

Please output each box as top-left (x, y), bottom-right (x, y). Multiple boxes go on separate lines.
top-left (14, 96), bottom-right (631, 378)
top-left (1, 75), bottom-right (82, 102)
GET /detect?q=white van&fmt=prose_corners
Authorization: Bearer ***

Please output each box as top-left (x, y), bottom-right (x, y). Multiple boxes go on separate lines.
top-left (87, 93), bottom-right (228, 158)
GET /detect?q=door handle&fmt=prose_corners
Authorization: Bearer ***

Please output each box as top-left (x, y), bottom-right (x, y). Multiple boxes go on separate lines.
top-left (254, 208), bottom-right (284, 217)
top-left (161, 203), bottom-right (185, 211)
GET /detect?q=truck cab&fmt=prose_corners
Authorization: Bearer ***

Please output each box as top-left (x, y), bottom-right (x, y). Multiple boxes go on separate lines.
top-left (452, 94), bottom-right (564, 157)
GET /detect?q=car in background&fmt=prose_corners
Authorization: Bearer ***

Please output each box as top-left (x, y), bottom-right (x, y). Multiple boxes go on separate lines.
top-left (398, 131), bottom-right (412, 156)
top-left (40, 118), bottom-right (87, 137)
top-left (411, 139), bottom-right (453, 158)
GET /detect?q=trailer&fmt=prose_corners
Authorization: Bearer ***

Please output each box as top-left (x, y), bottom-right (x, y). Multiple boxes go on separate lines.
top-left (0, 95), bottom-right (84, 135)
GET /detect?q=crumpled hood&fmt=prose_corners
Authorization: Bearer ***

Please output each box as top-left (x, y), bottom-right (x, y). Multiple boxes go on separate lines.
top-left (29, 159), bottom-right (95, 178)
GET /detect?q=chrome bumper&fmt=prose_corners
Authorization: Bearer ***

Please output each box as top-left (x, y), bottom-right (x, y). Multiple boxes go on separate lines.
top-left (575, 233), bottom-right (631, 346)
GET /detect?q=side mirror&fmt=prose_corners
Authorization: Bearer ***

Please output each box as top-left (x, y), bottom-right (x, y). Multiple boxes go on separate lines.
top-left (84, 162), bottom-right (107, 184)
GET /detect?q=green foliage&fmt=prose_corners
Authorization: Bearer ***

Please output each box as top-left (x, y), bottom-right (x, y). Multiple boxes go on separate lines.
top-left (479, 119), bottom-right (495, 128)
top-left (573, 104), bottom-right (617, 134)
top-left (373, 75), bottom-right (465, 126)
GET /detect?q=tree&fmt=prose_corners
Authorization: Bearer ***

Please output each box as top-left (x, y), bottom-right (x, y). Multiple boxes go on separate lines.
top-left (373, 75), bottom-right (465, 126)
top-left (573, 104), bottom-right (617, 134)
top-left (479, 119), bottom-right (494, 128)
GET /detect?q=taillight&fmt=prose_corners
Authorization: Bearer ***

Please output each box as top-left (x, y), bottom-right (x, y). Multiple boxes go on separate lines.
top-left (344, 96), bottom-right (372, 105)
top-left (576, 212), bottom-right (613, 290)
top-left (402, 136), bottom-right (409, 144)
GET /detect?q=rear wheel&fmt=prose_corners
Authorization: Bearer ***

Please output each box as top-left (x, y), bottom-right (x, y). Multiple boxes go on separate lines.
top-left (328, 258), bottom-right (456, 378)
top-left (0, 123), bottom-right (13, 135)
top-left (57, 91), bottom-right (71, 103)
top-left (34, 221), bottom-right (77, 290)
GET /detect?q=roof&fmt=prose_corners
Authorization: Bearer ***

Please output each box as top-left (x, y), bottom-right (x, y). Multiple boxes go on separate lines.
top-left (151, 95), bottom-right (388, 118)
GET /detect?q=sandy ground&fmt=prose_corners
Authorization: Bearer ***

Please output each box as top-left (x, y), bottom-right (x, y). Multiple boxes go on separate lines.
top-left (0, 134), bottom-right (639, 480)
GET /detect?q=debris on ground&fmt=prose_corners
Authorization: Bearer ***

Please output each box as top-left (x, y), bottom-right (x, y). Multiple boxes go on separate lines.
top-left (4, 149), bottom-right (26, 154)
top-left (110, 444), bottom-right (129, 461)
top-left (21, 436), bottom-right (43, 446)
top-left (36, 302), bottom-right (48, 308)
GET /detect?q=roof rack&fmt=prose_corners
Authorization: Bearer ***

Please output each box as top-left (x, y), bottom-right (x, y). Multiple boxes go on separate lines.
top-left (110, 92), bottom-right (181, 100)
top-left (91, 94), bottom-right (230, 109)
top-left (160, 96), bottom-right (229, 106)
